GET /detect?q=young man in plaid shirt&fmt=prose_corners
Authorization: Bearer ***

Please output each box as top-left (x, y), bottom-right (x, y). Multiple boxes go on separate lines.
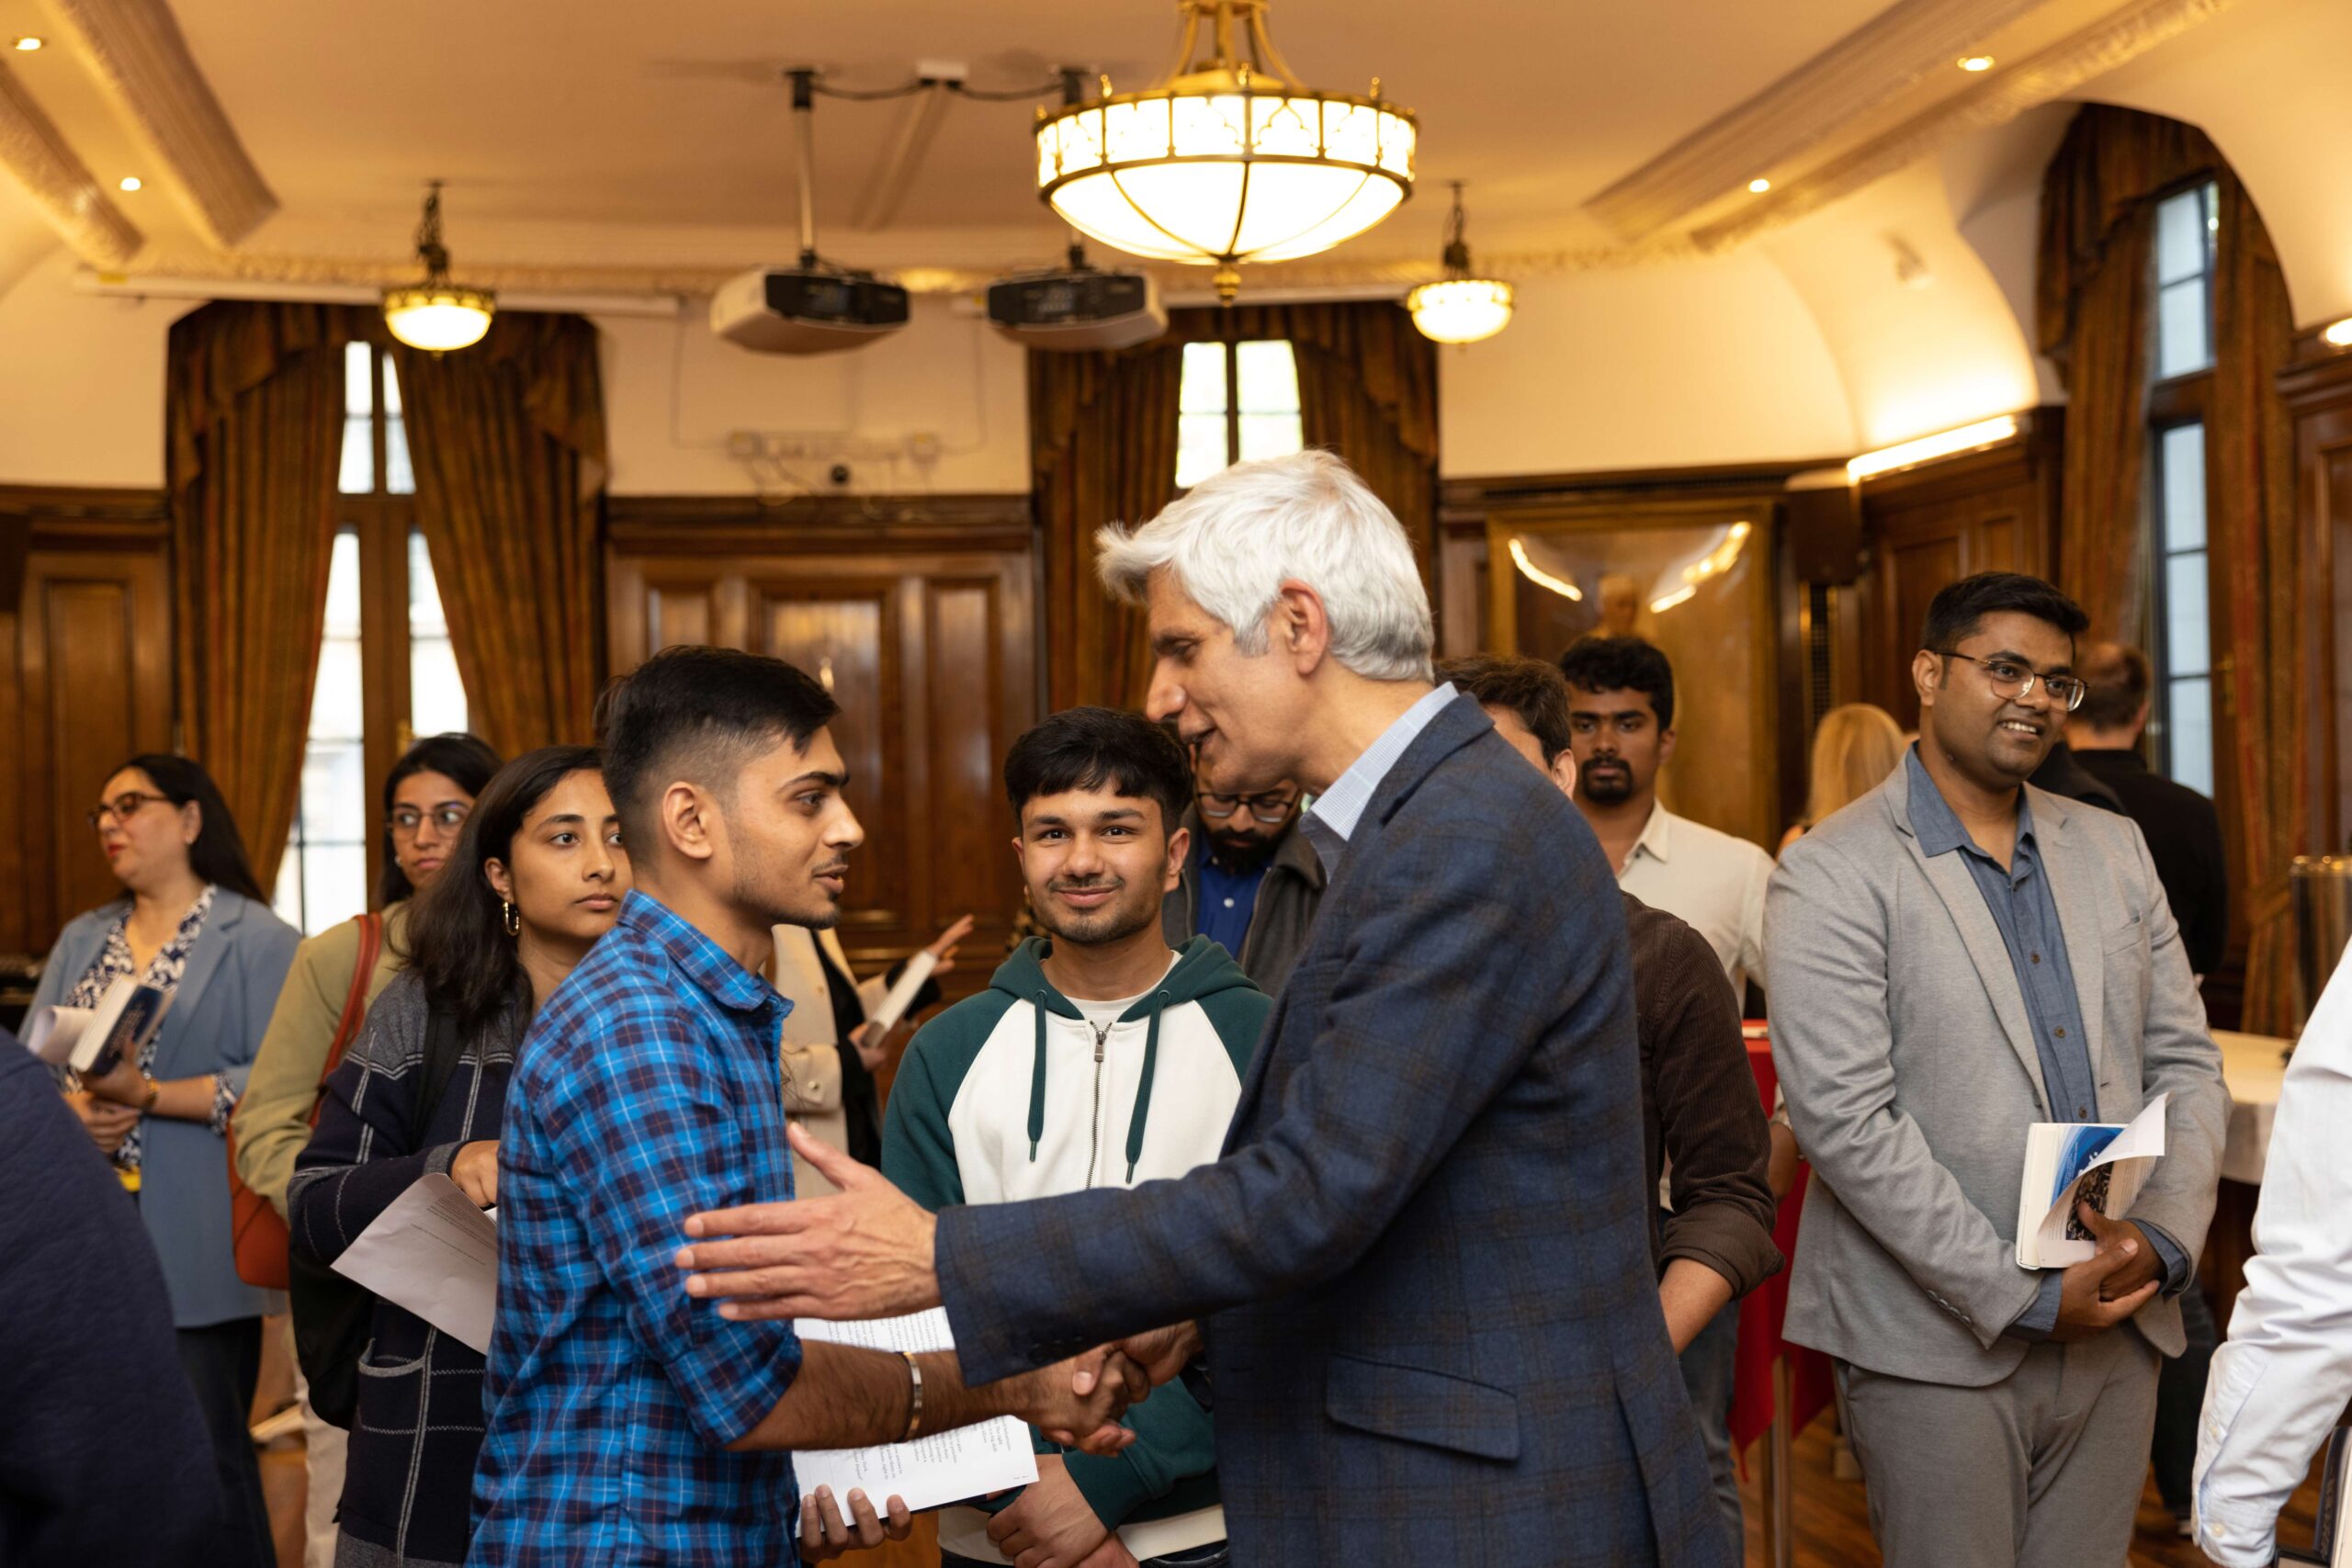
top-left (472, 647), bottom-right (1143, 1566)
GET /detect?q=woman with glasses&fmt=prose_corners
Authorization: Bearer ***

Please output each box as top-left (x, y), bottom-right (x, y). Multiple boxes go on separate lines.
top-left (30, 752), bottom-right (302, 1568)
top-left (231, 730), bottom-right (500, 1567)
top-left (288, 746), bottom-right (628, 1568)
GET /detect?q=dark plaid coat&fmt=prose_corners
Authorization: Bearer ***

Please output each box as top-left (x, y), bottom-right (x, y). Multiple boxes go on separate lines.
top-left (937, 696), bottom-right (1731, 1567)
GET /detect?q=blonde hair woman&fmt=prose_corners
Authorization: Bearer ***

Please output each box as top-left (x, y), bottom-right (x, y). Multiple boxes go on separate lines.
top-left (1780, 702), bottom-right (1905, 853)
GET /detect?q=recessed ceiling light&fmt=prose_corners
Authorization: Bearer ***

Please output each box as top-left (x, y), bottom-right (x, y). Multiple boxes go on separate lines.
top-left (118, 176), bottom-right (142, 192)
top-left (1747, 177), bottom-right (1772, 194)
top-left (1958, 54), bottom-right (1996, 72)
top-left (10, 36), bottom-right (43, 51)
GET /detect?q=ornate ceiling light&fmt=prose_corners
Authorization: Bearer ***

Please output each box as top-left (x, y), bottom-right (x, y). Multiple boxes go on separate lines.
top-left (1035, 0), bottom-right (1415, 302)
top-left (1408, 181), bottom-right (1513, 344)
top-left (382, 182), bottom-right (495, 353)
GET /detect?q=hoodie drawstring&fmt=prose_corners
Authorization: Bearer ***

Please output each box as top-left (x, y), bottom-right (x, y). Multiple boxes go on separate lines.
top-left (1124, 990), bottom-right (1172, 1182)
top-left (1027, 989), bottom-right (1049, 1162)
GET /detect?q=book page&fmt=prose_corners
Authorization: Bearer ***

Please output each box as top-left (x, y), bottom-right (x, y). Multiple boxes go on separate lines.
top-left (792, 1308), bottom-right (1039, 1512)
top-left (866, 951), bottom-right (939, 1035)
top-left (331, 1172), bottom-right (499, 1353)
top-left (2031, 1091), bottom-right (2169, 1264)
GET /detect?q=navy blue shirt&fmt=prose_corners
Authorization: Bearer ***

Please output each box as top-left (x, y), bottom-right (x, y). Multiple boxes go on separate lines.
top-left (1197, 855), bottom-right (1268, 958)
top-left (1903, 749), bottom-right (2187, 1335)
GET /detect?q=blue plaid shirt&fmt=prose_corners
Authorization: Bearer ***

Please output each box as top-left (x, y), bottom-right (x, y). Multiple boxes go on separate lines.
top-left (473, 890), bottom-right (806, 1566)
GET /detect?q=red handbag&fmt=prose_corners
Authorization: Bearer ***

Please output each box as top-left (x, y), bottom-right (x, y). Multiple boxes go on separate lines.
top-left (226, 911), bottom-right (382, 1290)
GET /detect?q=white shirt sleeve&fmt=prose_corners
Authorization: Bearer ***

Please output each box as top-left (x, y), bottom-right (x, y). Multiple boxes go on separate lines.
top-left (2195, 947), bottom-right (2352, 1566)
top-left (1740, 842), bottom-right (1771, 998)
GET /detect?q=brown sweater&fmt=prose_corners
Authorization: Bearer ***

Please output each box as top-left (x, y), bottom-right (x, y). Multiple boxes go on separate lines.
top-left (1624, 891), bottom-right (1782, 1298)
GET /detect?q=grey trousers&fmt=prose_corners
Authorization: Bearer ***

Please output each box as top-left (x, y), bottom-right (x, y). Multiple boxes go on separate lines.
top-left (1834, 1326), bottom-right (2161, 1568)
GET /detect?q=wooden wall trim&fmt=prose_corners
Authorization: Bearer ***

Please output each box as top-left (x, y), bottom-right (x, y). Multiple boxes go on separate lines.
top-left (1440, 457), bottom-right (1844, 532)
top-left (605, 492), bottom-right (1035, 557)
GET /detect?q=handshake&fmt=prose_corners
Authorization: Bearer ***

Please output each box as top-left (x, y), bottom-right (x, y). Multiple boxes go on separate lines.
top-left (1017, 1320), bottom-right (1204, 1454)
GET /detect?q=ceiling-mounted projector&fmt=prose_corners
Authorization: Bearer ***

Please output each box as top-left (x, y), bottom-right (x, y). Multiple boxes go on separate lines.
top-left (713, 267), bottom-right (910, 355)
top-left (988, 245), bottom-right (1166, 351)
top-left (717, 66), bottom-right (910, 355)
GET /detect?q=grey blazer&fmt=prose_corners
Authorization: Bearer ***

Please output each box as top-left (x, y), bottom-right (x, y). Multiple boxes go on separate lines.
top-left (1767, 761), bottom-right (2227, 1387)
top-left (31, 889), bottom-right (301, 1327)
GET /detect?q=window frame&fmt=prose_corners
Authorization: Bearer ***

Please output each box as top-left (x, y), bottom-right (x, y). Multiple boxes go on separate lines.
top-left (1175, 333), bottom-right (1304, 487)
top-left (2142, 176), bottom-right (2221, 798)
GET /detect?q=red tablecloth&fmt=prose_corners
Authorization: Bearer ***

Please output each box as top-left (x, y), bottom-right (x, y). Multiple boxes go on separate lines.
top-left (1730, 1035), bottom-right (1838, 1462)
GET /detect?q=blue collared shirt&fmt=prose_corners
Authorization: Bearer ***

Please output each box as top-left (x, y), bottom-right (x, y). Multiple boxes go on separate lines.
top-left (1299, 682), bottom-right (1458, 875)
top-left (1903, 749), bottom-right (2187, 1336)
top-left (1196, 854), bottom-right (1268, 956)
top-left (474, 890), bottom-right (806, 1566)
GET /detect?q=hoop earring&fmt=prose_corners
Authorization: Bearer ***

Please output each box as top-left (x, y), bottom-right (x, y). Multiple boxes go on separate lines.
top-left (502, 900), bottom-right (519, 936)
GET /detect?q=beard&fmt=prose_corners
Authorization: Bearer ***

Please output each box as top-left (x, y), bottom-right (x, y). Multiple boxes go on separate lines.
top-left (1208, 828), bottom-right (1279, 873)
top-left (1579, 760), bottom-right (1636, 804)
top-left (735, 845), bottom-right (846, 931)
top-left (1035, 877), bottom-right (1160, 949)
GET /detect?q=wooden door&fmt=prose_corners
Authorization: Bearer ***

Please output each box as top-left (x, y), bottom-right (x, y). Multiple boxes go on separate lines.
top-left (605, 499), bottom-right (1038, 1002)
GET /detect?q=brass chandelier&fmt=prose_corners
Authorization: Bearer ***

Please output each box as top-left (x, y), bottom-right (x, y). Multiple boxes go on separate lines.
top-left (382, 182), bottom-right (495, 353)
top-left (1034, 0), bottom-right (1416, 301)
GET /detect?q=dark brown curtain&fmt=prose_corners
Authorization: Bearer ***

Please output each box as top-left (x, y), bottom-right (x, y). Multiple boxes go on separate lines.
top-left (166, 301), bottom-right (368, 885)
top-left (2209, 175), bottom-right (2308, 1035)
top-left (1030, 342), bottom-right (1185, 711)
top-left (1032, 300), bottom-right (1441, 709)
top-left (390, 313), bottom-right (608, 756)
top-left (2036, 106), bottom-right (2222, 645)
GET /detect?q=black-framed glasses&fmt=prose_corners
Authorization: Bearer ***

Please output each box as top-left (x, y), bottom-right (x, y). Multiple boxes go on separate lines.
top-left (1939, 650), bottom-right (2087, 712)
top-left (390, 804), bottom-right (471, 838)
top-left (1198, 790), bottom-right (1297, 825)
top-left (86, 790), bottom-right (173, 830)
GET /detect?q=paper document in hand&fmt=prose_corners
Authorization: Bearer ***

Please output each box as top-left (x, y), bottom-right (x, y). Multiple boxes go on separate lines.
top-left (2014, 1091), bottom-right (2169, 1269)
top-left (793, 1307), bottom-right (1038, 1513)
top-left (866, 950), bottom-right (938, 1035)
top-left (24, 976), bottom-right (171, 1075)
top-left (330, 1172), bottom-right (499, 1353)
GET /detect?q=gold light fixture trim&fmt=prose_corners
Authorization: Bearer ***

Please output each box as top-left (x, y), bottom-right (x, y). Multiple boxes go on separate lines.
top-left (1035, 0), bottom-right (1415, 301)
top-left (1507, 538), bottom-right (1582, 601)
top-left (1408, 181), bottom-right (1514, 344)
top-left (382, 181), bottom-right (494, 353)
top-left (1846, 413), bottom-right (2019, 481)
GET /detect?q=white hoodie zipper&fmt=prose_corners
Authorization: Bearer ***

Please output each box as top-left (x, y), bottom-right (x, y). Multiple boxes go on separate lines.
top-left (1084, 1019), bottom-right (1111, 1187)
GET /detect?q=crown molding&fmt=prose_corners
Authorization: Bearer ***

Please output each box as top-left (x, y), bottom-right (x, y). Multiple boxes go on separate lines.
top-left (51, 0), bottom-right (277, 247)
top-left (0, 62), bottom-right (142, 266)
top-left (1690, 0), bottom-right (2238, 253)
top-left (1585, 0), bottom-right (2055, 243)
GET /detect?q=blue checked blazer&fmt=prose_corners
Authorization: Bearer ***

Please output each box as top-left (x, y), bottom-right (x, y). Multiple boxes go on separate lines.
top-left (936, 695), bottom-right (1730, 1567)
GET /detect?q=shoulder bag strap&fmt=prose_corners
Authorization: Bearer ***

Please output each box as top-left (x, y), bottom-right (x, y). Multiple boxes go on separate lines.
top-left (304, 911), bottom-right (384, 1127)
top-left (413, 1006), bottom-right (468, 1149)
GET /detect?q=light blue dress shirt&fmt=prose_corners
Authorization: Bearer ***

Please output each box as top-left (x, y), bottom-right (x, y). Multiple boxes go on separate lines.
top-left (1298, 683), bottom-right (1460, 875)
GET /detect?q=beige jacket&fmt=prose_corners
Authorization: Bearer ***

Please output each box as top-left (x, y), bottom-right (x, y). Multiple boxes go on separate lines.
top-left (231, 901), bottom-right (412, 1215)
top-left (770, 923), bottom-right (888, 1197)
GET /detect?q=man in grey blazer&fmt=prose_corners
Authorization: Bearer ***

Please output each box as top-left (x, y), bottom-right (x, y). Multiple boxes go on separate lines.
top-left (1770, 571), bottom-right (2226, 1567)
top-left (675, 450), bottom-right (1729, 1567)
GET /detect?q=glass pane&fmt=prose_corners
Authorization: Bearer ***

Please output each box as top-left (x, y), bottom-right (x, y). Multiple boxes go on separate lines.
top-left (384, 415), bottom-right (415, 496)
top-left (1237, 412), bottom-right (1305, 464)
top-left (2154, 189), bottom-right (2207, 285)
top-left (408, 531), bottom-right (447, 636)
top-left (1234, 340), bottom-right (1300, 413)
top-left (2161, 423), bottom-right (2206, 552)
top-left (272, 840), bottom-right (305, 931)
top-left (380, 353), bottom-right (403, 417)
top-left (322, 529), bottom-right (363, 637)
top-left (300, 738), bottom-right (368, 842)
top-left (344, 342), bottom-right (374, 416)
top-left (1178, 341), bottom-right (1228, 415)
top-left (2165, 551), bottom-right (2211, 677)
top-left (337, 415), bottom-right (374, 494)
top-left (1175, 413), bottom-right (1229, 489)
top-left (309, 639), bottom-right (366, 741)
top-left (412, 637), bottom-right (469, 739)
top-left (2166, 676), bottom-right (2213, 797)
top-left (2156, 278), bottom-right (2211, 378)
top-left (300, 842), bottom-right (368, 935)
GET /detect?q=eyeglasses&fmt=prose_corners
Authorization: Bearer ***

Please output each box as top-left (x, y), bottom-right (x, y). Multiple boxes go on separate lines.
top-left (1939, 650), bottom-right (2086, 712)
top-left (86, 790), bottom-right (173, 830)
top-left (390, 804), bottom-right (471, 838)
top-left (1197, 791), bottom-right (1297, 825)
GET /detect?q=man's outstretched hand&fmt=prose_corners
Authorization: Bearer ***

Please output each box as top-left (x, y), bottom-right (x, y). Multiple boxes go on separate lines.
top-left (1027, 1346), bottom-right (1153, 1454)
top-left (676, 1123), bottom-right (941, 1321)
top-left (1074, 1321), bottom-right (1201, 1397)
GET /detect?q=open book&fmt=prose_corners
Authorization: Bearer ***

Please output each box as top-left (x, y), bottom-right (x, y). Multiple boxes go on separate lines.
top-left (2014, 1092), bottom-right (2168, 1269)
top-left (23, 977), bottom-right (171, 1079)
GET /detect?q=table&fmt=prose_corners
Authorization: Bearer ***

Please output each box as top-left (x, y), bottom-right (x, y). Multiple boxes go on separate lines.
top-left (2214, 1029), bottom-right (2290, 1185)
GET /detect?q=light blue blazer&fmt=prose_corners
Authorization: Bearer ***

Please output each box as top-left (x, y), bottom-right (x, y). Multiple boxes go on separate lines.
top-left (31, 888), bottom-right (301, 1327)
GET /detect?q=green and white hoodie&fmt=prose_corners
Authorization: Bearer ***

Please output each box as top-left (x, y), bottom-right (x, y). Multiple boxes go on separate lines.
top-left (882, 934), bottom-right (1270, 1564)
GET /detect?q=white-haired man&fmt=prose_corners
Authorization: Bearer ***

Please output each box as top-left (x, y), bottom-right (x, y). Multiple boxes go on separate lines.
top-left (673, 451), bottom-right (1732, 1567)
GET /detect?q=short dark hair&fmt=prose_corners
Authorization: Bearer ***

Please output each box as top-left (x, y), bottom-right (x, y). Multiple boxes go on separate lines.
top-left (1556, 635), bottom-right (1676, 730)
top-left (379, 732), bottom-right (503, 906)
top-left (405, 746), bottom-right (604, 1035)
top-left (1438, 653), bottom-right (1573, 764)
top-left (112, 753), bottom-right (267, 904)
top-left (1003, 707), bottom-right (1193, 837)
top-left (1919, 571), bottom-right (2089, 654)
top-left (597, 646), bottom-right (841, 845)
top-left (2075, 642), bottom-right (2153, 729)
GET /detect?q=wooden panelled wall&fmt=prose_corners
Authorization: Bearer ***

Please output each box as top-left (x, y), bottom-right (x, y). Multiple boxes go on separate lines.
top-left (0, 487), bottom-right (175, 970)
top-left (604, 495), bottom-right (1039, 1005)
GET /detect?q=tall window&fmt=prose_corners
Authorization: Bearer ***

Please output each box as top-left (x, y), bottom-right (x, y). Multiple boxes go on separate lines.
top-left (1176, 339), bottom-right (1304, 489)
top-left (2146, 180), bottom-right (2218, 797)
top-left (276, 343), bottom-right (470, 934)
